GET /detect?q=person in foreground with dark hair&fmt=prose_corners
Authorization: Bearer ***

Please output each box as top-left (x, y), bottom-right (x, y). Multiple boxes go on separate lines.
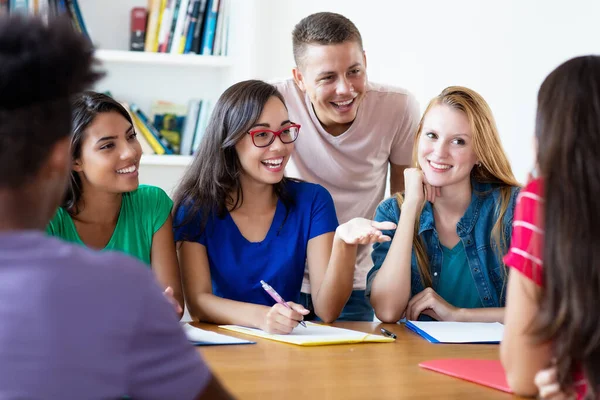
top-left (172, 79), bottom-right (395, 333)
top-left (501, 55), bottom-right (600, 399)
top-left (47, 91), bottom-right (184, 318)
top-left (0, 15), bottom-right (232, 399)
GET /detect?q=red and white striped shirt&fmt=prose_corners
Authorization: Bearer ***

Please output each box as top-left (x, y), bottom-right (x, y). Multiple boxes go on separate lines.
top-left (504, 178), bottom-right (587, 399)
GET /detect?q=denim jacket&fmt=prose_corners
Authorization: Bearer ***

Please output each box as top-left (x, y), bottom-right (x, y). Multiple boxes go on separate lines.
top-left (366, 180), bottom-right (520, 308)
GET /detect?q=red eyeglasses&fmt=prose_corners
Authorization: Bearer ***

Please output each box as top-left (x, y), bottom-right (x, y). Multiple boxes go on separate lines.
top-left (247, 124), bottom-right (301, 148)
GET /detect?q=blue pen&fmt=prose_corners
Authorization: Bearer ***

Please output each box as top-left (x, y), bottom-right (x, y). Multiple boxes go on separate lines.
top-left (260, 280), bottom-right (307, 328)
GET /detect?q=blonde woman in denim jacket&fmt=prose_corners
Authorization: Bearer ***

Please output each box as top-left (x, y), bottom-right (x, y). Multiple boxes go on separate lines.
top-left (366, 86), bottom-right (520, 324)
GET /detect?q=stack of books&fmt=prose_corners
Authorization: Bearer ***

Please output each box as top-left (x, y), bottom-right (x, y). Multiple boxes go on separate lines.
top-left (131, 0), bottom-right (230, 56)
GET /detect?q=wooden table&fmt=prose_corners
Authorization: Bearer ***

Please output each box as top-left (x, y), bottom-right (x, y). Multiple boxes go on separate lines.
top-left (194, 322), bottom-right (524, 400)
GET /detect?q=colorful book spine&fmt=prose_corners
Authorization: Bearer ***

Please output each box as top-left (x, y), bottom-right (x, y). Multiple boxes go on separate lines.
top-left (180, 99), bottom-right (201, 156)
top-left (169, 0), bottom-right (189, 54)
top-left (156, 0), bottom-right (174, 53)
top-left (200, 0), bottom-right (219, 55)
top-left (183, 0), bottom-right (201, 54)
top-left (165, 0), bottom-right (181, 52)
top-left (9, 0), bottom-right (29, 14)
top-left (189, 0), bottom-right (207, 54)
top-left (130, 103), bottom-right (175, 155)
top-left (144, 0), bottom-right (161, 52)
top-left (65, 0), bottom-right (90, 40)
top-left (129, 7), bottom-right (147, 51)
top-left (177, 0), bottom-right (198, 54)
top-left (129, 111), bottom-right (165, 155)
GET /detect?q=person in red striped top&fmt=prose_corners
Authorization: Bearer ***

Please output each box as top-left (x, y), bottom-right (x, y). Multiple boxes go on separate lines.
top-left (501, 55), bottom-right (600, 399)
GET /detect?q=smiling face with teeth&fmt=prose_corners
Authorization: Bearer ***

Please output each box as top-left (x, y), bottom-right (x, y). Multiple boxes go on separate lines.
top-left (73, 111), bottom-right (141, 195)
top-left (235, 96), bottom-right (295, 187)
top-left (292, 41), bottom-right (367, 137)
top-left (417, 104), bottom-right (479, 190)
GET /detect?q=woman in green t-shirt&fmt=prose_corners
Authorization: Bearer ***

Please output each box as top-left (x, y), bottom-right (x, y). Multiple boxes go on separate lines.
top-left (47, 91), bottom-right (183, 317)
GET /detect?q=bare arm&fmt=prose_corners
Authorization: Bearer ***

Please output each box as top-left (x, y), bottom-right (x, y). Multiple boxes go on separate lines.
top-left (389, 163), bottom-right (408, 196)
top-left (369, 199), bottom-right (419, 322)
top-left (179, 241), bottom-right (270, 327)
top-left (455, 307), bottom-right (504, 322)
top-left (501, 269), bottom-right (552, 396)
top-left (306, 232), bottom-right (356, 323)
top-left (179, 241), bottom-right (306, 334)
top-left (151, 215), bottom-right (184, 319)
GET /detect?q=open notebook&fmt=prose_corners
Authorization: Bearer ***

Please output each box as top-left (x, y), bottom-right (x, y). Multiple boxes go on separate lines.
top-left (181, 323), bottom-right (255, 346)
top-left (219, 322), bottom-right (394, 346)
top-left (405, 321), bottom-right (504, 344)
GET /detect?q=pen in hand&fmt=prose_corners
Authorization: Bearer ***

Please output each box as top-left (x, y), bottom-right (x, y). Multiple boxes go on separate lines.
top-left (260, 280), bottom-right (307, 328)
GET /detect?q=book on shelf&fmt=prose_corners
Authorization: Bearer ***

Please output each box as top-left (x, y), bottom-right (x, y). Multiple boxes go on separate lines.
top-left (151, 101), bottom-right (187, 153)
top-left (130, 7), bottom-right (147, 51)
top-left (113, 95), bottom-right (213, 156)
top-left (187, 0), bottom-right (207, 54)
top-left (199, 0), bottom-right (218, 55)
top-left (191, 99), bottom-right (213, 154)
top-left (179, 99), bottom-right (201, 156)
top-left (5, 0), bottom-right (90, 40)
top-left (129, 0), bottom-right (228, 56)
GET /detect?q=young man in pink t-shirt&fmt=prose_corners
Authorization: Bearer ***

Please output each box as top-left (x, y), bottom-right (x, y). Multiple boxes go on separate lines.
top-left (273, 12), bottom-right (420, 321)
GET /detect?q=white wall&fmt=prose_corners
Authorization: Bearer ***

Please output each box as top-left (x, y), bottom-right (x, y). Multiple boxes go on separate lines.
top-left (245, 0), bottom-right (600, 183)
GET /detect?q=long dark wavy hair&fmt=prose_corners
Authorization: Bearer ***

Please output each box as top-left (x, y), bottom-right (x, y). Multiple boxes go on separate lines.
top-left (172, 80), bottom-right (296, 240)
top-left (62, 91), bottom-right (134, 214)
top-left (533, 55), bottom-right (600, 398)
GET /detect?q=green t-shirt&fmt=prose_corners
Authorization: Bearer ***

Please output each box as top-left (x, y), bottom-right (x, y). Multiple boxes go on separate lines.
top-left (436, 242), bottom-right (483, 309)
top-left (46, 185), bottom-right (173, 266)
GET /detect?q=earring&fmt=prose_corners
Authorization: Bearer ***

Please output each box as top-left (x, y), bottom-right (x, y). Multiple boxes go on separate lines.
top-left (477, 162), bottom-right (482, 168)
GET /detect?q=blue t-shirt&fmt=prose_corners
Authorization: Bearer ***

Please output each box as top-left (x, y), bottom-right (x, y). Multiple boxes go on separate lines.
top-left (173, 180), bottom-right (339, 306)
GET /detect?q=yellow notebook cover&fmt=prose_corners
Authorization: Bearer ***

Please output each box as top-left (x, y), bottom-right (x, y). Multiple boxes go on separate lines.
top-left (219, 322), bottom-right (394, 346)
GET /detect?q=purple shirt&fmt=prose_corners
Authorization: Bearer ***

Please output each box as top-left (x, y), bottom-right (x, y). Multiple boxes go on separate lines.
top-left (0, 231), bottom-right (211, 399)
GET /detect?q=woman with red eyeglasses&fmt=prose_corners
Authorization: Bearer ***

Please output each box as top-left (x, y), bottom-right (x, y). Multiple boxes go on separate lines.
top-left (172, 80), bottom-right (395, 334)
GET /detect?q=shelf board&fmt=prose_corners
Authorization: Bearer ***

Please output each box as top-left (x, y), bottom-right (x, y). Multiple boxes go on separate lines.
top-left (140, 154), bottom-right (194, 166)
top-left (95, 49), bottom-right (233, 68)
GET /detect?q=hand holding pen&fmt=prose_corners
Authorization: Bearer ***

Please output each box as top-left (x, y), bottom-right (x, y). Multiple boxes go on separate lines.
top-left (260, 280), bottom-right (309, 334)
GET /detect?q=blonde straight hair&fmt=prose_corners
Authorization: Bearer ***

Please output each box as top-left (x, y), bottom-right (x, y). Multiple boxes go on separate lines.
top-left (397, 86), bottom-right (520, 289)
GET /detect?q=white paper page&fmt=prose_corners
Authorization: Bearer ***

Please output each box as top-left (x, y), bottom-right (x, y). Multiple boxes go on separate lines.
top-left (224, 322), bottom-right (374, 344)
top-left (181, 323), bottom-right (253, 345)
top-left (408, 321), bottom-right (504, 343)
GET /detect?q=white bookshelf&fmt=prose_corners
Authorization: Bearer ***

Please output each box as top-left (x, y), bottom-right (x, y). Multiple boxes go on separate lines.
top-left (77, 0), bottom-right (259, 195)
top-left (95, 49), bottom-right (234, 68)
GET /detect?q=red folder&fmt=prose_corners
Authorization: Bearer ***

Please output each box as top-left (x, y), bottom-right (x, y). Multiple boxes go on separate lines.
top-left (419, 359), bottom-right (513, 393)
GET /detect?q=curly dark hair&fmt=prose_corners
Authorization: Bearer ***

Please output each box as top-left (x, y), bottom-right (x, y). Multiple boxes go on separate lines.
top-left (0, 15), bottom-right (103, 188)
